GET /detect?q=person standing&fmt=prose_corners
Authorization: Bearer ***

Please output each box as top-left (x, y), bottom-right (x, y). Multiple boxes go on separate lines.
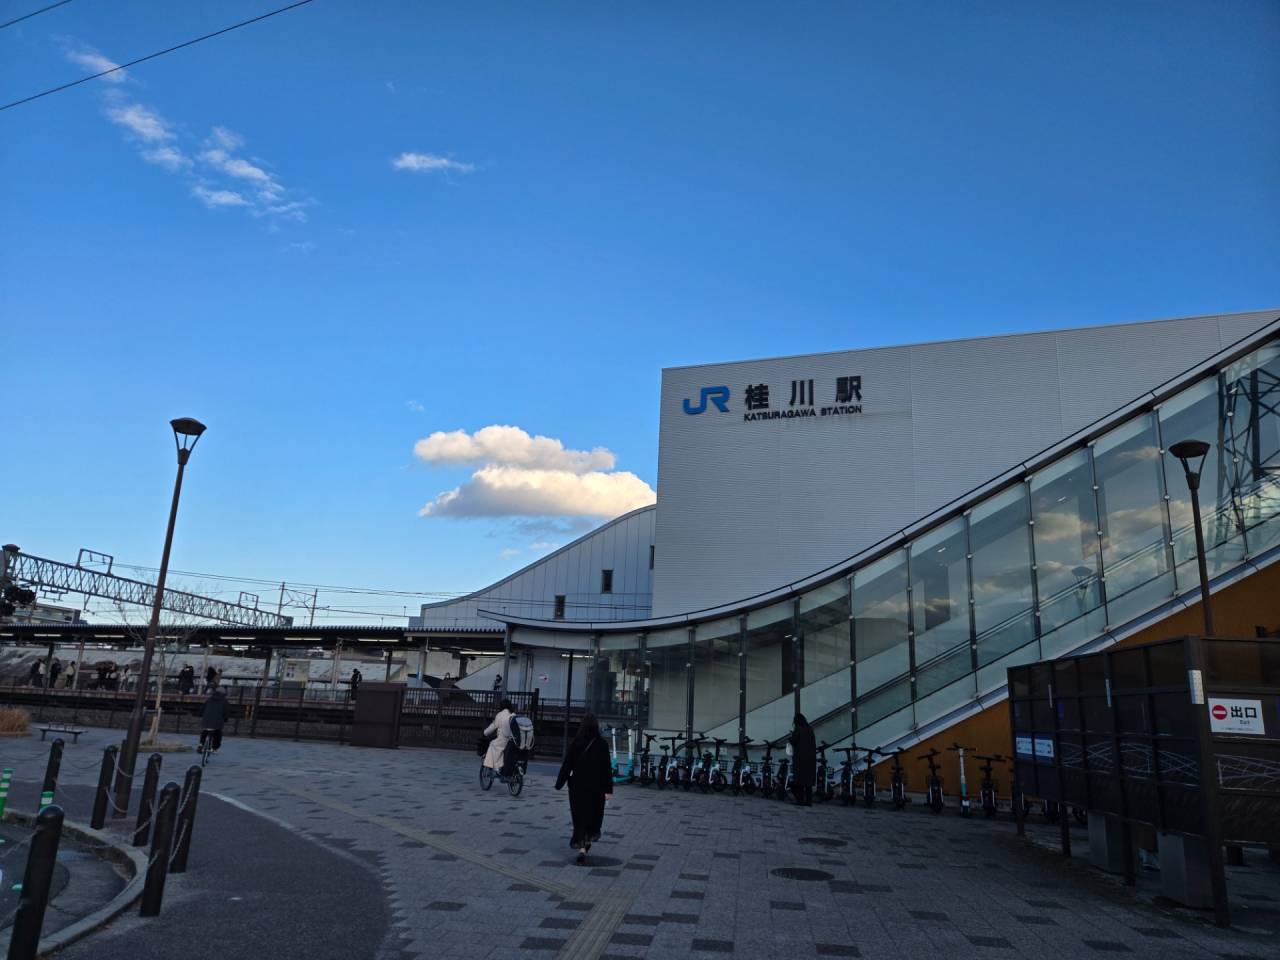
top-left (29, 659), bottom-right (43, 688)
top-left (554, 714), bottom-right (613, 863)
top-left (349, 667), bottom-right (362, 702)
top-left (789, 713), bottom-right (817, 806)
top-left (204, 665), bottom-right (217, 693)
top-left (64, 660), bottom-right (77, 689)
top-left (492, 673), bottom-right (502, 692)
top-left (49, 658), bottom-right (62, 688)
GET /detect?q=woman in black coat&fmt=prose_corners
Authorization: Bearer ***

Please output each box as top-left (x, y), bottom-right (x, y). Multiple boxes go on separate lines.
top-left (790, 713), bottom-right (817, 806)
top-left (555, 714), bottom-right (613, 862)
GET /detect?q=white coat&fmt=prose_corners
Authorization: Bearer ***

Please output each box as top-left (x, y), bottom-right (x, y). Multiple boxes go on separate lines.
top-left (483, 709), bottom-right (514, 771)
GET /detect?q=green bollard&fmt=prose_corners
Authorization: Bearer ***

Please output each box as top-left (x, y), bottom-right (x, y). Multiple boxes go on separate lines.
top-left (0, 768), bottom-right (11, 819)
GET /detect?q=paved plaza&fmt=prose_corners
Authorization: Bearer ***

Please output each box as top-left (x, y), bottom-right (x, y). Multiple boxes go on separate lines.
top-left (1, 728), bottom-right (1277, 960)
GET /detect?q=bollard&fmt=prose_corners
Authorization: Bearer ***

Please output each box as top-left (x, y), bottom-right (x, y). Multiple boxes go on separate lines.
top-left (7, 804), bottom-right (65, 960)
top-left (89, 745), bottom-right (118, 830)
top-left (0, 768), bottom-right (11, 819)
top-left (170, 765), bottom-right (202, 874)
top-left (133, 754), bottom-right (162, 848)
top-left (139, 782), bottom-right (179, 917)
top-left (40, 738), bottom-right (63, 810)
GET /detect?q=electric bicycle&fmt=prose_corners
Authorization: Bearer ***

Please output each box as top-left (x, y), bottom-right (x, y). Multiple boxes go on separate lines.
top-left (917, 748), bottom-right (944, 814)
top-left (946, 742), bottom-right (976, 817)
top-left (887, 748), bottom-right (908, 809)
top-left (974, 753), bottom-right (1004, 818)
top-left (834, 746), bottom-right (858, 806)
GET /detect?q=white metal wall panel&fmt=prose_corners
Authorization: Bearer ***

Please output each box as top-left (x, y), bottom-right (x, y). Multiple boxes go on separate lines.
top-left (414, 505), bottom-right (656, 630)
top-left (651, 311), bottom-right (1276, 616)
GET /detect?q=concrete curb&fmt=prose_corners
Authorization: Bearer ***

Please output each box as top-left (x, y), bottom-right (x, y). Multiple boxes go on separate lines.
top-left (3, 809), bottom-right (147, 957)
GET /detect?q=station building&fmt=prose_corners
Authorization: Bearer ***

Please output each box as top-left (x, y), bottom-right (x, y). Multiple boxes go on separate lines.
top-left (411, 309), bottom-right (1280, 763)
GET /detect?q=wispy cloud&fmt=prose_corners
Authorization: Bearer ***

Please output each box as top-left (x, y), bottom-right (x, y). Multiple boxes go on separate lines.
top-left (281, 241), bottom-right (316, 254)
top-left (106, 103), bottom-right (173, 142)
top-left (406, 400), bottom-right (425, 413)
top-left (142, 146), bottom-right (192, 172)
top-left (391, 152), bottom-right (474, 174)
top-left (65, 47), bottom-right (126, 82)
top-left (192, 186), bottom-right (249, 208)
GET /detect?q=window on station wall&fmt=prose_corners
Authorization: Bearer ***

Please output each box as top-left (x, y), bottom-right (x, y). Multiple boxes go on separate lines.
top-left (1225, 343), bottom-right (1280, 554)
top-left (1030, 448), bottom-right (1104, 646)
top-left (601, 569), bottom-right (614, 594)
top-left (852, 549), bottom-right (909, 697)
top-left (1158, 376), bottom-right (1246, 585)
top-left (649, 545), bottom-right (655, 570)
top-left (1093, 413), bottom-right (1174, 625)
top-left (970, 483), bottom-right (1036, 669)
top-left (554, 595), bottom-right (566, 620)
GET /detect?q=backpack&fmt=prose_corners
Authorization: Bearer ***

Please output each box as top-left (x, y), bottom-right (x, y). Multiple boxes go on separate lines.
top-left (509, 714), bottom-right (535, 752)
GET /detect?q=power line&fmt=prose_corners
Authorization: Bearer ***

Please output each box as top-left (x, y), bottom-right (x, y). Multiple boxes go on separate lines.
top-left (111, 561), bottom-right (469, 600)
top-left (0, 0), bottom-right (76, 31)
top-left (0, 0), bottom-right (316, 112)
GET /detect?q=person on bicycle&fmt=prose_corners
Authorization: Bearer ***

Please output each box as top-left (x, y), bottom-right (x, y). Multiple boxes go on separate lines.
top-left (482, 699), bottom-right (516, 776)
top-left (199, 687), bottom-right (228, 754)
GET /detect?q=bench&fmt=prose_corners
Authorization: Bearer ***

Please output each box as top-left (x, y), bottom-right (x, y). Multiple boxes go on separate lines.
top-left (38, 724), bottom-right (87, 743)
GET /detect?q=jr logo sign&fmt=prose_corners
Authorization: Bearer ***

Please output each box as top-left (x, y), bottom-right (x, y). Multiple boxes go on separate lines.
top-left (683, 386), bottom-right (730, 415)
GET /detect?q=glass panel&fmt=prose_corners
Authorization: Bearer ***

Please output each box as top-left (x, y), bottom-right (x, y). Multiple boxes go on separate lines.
top-left (976, 638), bottom-right (1040, 696)
top-left (910, 518), bottom-right (971, 670)
top-left (1031, 448), bottom-right (1104, 635)
top-left (856, 675), bottom-right (912, 730)
top-left (812, 708), bottom-right (856, 752)
top-left (916, 643), bottom-right (973, 701)
top-left (855, 691), bottom-right (914, 748)
top-left (587, 645), bottom-right (646, 724)
top-left (970, 484), bottom-right (1037, 667)
top-left (799, 579), bottom-right (851, 731)
top-left (1158, 378), bottom-right (1246, 588)
top-left (692, 618), bottom-right (740, 742)
top-left (853, 550), bottom-right (909, 696)
top-left (644, 627), bottom-right (688, 738)
top-left (1094, 413), bottom-right (1174, 624)
top-left (744, 600), bottom-right (794, 745)
top-left (1225, 344), bottom-right (1280, 553)
top-left (914, 665), bottom-right (977, 728)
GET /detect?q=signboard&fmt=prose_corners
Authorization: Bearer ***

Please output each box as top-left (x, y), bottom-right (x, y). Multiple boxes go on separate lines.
top-left (1033, 737), bottom-right (1055, 760)
top-left (683, 376), bottom-right (865, 423)
top-left (1015, 735), bottom-right (1033, 757)
top-left (1208, 697), bottom-right (1266, 736)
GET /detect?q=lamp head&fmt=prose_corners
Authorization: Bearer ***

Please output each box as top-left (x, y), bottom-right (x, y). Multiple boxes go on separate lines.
top-left (1169, 438), bottom-right (1210, 491)
top-left (170, 417), bottom-right (207, 464)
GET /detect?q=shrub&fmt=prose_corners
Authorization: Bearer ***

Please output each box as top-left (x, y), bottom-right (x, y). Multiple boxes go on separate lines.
top-left (0, 707), bottom-right (30, 733)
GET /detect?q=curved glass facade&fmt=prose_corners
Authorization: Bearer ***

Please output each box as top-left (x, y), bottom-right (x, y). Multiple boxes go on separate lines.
top-left (511, 335), bottom-right (1280, 753)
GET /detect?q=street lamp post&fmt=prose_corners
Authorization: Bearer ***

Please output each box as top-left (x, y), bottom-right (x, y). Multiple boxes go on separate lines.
top-left (1169, 439), bottom-right (1214, 636)
top-left (113, 418), bottom-right (206, 817)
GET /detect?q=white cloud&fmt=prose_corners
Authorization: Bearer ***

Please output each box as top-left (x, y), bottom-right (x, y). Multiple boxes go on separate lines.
top-left (208, 126), bottom-right (243, 150)
top-left (391, 152), bottom-right (474, 174)
top-left (199, 147), bottom-right (274, 186)
top-left (192, 186), bottom-right (249, 208)
top-left (500, 548), bottom-right (521, 560)
top-left (106, 103), bottom-right (173, 142)
top-left (385, 81), bottom-right (397, 94)
top-left (65, 48), bottom-right (126, 82)
top-left (141, 146), bottom-right (191, 172)
top-left (529, 542), bottom-right (560, 552)
top-left (406, 400), bottom-right (425, 413)
top-left (414, 425), bottom-right (615, 473)
top-left (420, 465), bottom-right (655, 519)
top-left (281, 241), bottom-right (315, 254)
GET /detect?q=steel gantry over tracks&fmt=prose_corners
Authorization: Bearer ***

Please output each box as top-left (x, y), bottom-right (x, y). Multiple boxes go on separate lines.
top-left (0, 545), bottom-right (292, 629)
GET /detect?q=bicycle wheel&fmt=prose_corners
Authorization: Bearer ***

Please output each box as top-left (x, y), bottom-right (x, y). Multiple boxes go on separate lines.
top-left (508, 771), bottom-right (523, 797)
top-left (710, 771), bottom-right (727, 793)
top-left (479, 765), bottom-right (495, 790)
top-left (743, 777), bottom-right (756, 796)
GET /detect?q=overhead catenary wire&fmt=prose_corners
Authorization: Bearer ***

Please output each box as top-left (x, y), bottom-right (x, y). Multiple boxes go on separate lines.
top-left (0, 0), bottom-right (76, 32)
top-left (0, 0), bottom-right (316, 112)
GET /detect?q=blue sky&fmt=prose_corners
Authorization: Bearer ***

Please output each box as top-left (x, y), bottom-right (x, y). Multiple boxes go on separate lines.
top-left (2, 1), bottom-right (1278, 620)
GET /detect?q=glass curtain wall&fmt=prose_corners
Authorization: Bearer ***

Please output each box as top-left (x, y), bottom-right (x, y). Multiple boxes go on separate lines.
top-left (798, 579), bottom-right (851, 738)
top-left (1225, 344), bottom-right (1280, 553)
top-left (644, 627), bottom-right (689, 741)
top-left (692, 617), bottom-right (741, 743)
top-left (852, 550), bottom-right (911, 730)
top-left (1030, 449), bottom-right (1106, 659)
top-left (1157, 377), bottom-right (1246, 586)
top-left (970, 483), bottom-right (1038, 692)
top-left (910, 518), bottom-right (973, 703)
top-left (744, 600), bottom-right (795, 745)
top-left (1093, 414), bottom-right (1174, 625)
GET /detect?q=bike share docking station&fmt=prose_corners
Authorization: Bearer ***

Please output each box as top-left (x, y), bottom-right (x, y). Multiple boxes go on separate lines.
top-left (1009, 634), bottom-right (1280, 927)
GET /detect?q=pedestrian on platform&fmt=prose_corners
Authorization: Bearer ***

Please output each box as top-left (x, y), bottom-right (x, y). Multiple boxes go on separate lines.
top-left (554, 713), bottom-right (613, 863)
top-left (350, 667), bottom-right (362, 702)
